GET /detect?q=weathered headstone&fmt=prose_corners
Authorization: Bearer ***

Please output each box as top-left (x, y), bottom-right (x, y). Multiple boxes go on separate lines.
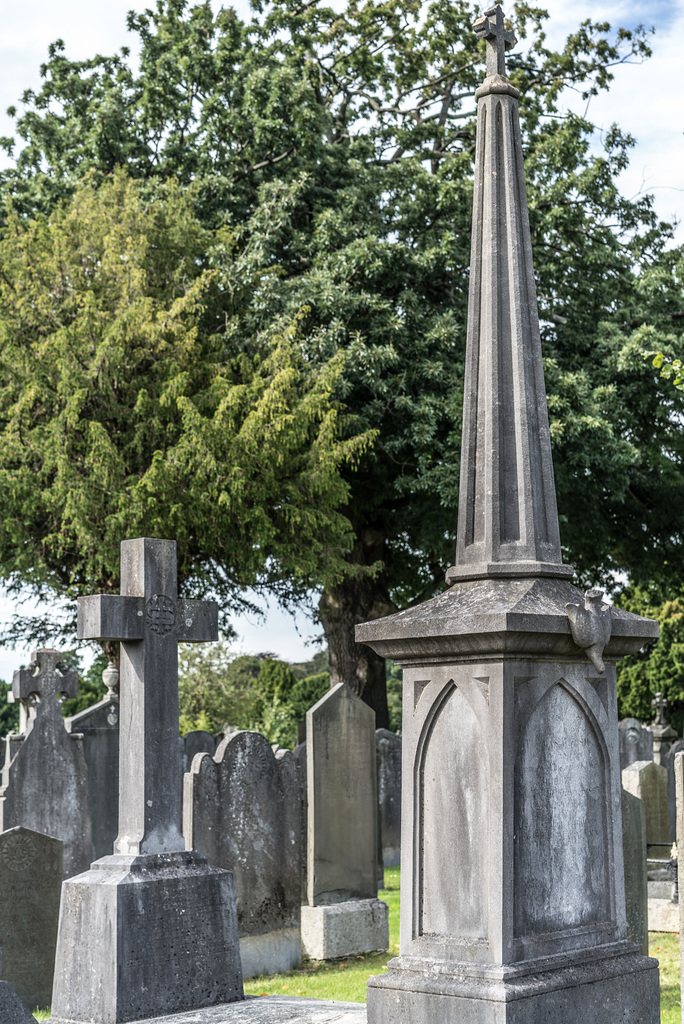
top-left (358, 7), bottom-right (660, 1021)
top-left (650, 691), bottom-right (678, 766)
top-left (0, 951), bottom-right (35, 1024)
top-left (0, 826), bottom-right (62, 1011)
top-left (179, 729), bottom-right (217, 781)
top-left (301, 683), bottom-right (389, 960)
top-left (65, 661), bottom-right (120, 861)
top-left (293, 740), bottom-right (308, 902)
top-left (619, 717), bottom-right (654, 771)
top-left (621, 788), bottom-right (648, 955)
top-left (674, 752), bottom-right (684, 1019)
top-left (376, 728), bottom-right (401, 868)
top-left (666, 739), bottom-right (684, 843)
top-left (184, 730), bottom-right (302, 978)
top-left (622, 760), bottom-right (670, 861)
top-left (0, 650), bottom-right (92, 878)
top-left (50, 538), bottom-right (243, 1024)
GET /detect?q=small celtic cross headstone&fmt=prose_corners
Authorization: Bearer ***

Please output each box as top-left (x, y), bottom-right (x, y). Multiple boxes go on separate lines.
top-left (78, 537), bottom-right (218, 855)
top-left (474, 4), bottom-right (517, 78)
top-left (13, 650), bottom-right (78, 732)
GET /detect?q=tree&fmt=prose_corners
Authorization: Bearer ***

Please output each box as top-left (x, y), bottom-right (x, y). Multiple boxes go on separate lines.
top-left (0, 168), bottom-right (367, 650)
top-left (1, 1), bottom-right (683, 726)
top-left (0, 682), bottom-right (19, 737)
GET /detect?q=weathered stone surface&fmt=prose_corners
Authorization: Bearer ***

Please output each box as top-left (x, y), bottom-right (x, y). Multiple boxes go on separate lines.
top-left (648, 898), bottom-right (678, 932)
top-left (180, 729), bottom-right (217, 778)
top-left (293, 741), bottom-right (308, 902)
top-left (0, 826), bottom-right (62, 1010)
top-left (65, 686), bottom-right (120, 862)
top-left (301, 900), bottom-right (389, 961)
top-left (0, 949), bottom-right (35, 1024)
top-left (375, 730), bottom-right (401, 868)
top-left (51, 851), bottom-right (243, 1024)
top-left (622, 760), bottom-right (670, 865)
top-left (184, 730), bottom-right (302, 978)
top-left (618, 718), bottom-right (654, 771)
top-left (0, 650), bottom-right (92, 877)
top-left (359, 7), bottom-right (660, 1022)
top-left (664, 737), bottom-right (684, 842)
top-left (50, 538), bottom-right (243, 1024)
top-left (621, 788), bottom-right (648, 954)
top-left (52, 995), bottom-right (367, 1024)
top-left (674, 751), bottom-right (684, 1013)
top-left (306, 684), bottom-right (378, 906)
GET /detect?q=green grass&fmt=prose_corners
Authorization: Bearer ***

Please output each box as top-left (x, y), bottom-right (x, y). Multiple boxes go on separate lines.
top-left (29, 883), bottom-right (680, 1018)
top-left (651, 931), bottom-right (681, 1024)
top-left (243, 866), bottom-right (401, 1004)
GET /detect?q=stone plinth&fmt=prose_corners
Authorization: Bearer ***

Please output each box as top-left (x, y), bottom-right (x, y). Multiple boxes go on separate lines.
top-left (301, 900), bottom-right (389, 961)
top-left (51, 851), bottom-right (242, 1024)
top-left (357, 576), bottom-right (660, 1023)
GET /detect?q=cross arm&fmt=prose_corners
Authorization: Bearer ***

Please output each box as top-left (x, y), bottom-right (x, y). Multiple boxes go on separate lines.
top-left (78, 594), bottom-right (145, 641)
top-left (176, 600), bottom-right (219, 643)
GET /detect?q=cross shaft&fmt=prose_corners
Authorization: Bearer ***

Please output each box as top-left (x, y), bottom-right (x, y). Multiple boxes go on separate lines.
top-left (78, 538), bottom-right (218, 856)
top-left (474, 4), bottom-right (517, 78)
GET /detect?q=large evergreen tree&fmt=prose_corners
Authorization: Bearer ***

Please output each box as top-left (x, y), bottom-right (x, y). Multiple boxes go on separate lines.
top-left (0, 0), bottom-right (682, 725)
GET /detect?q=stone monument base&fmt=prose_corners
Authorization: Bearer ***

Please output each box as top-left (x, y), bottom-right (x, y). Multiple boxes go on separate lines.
top-left (50, 850), bottom-right (243, 1024)
top-left (0, 980), bottom-right (35, 1024)
top-left (301, 900), bottom-right (389, 960)
top-left (240, 928), bottom-right (301, 979)
top-left (366, 943), bottom-right (660, 1024)
top-left (648, 897), bottom-right (678, 933)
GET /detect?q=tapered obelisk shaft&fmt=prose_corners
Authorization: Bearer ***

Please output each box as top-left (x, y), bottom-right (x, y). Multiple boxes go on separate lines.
top-left (447, 5), bottom-right (573, 584)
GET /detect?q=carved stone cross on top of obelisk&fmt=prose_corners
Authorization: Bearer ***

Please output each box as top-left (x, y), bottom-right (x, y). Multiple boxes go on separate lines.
top-left (474, 4), bottom-right (516, 78)
top-left (77, 537), bottom-right (218, 856)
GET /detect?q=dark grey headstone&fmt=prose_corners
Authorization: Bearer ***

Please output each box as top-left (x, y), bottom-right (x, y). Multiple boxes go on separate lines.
top-left (184, 730), bottom-right (302, 977)
top-left (664, 738), bottom-right (684, 843)
top-left (306, 683), bottom-right (377, 906)
top-left (66, 694), bottom-right (120, 861)
top-left (0, 650), bottom-right (92, 878)
top-left (0, 826), bottom-right (63, 1009)
top-left (621, 788), bottom-right (648, 955)
top-left (376, 729), bottom-right (401, 868)
top-left (180, 730), bottom-right (217, 782)
top-left (0, 950), bottom-right (35, 1024)
top-left (619, 718), bottom-right (654, 771)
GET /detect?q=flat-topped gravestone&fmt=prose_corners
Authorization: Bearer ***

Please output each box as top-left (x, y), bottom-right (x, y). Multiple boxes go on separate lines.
top-left (184, 731), bottom-right (302, 978)
top-left (376, 729), bottom-right (401, 868)
top-left (49, 538), bottom-right (243, 1024)
top-left (65, 661), bottom-right (120, 861)
top-left (622, 760), bottom-right (670, 859)
top-left (0, 650), bottom-right (92, 878)
top-left (301, 683), bottom-right (388, 960)
top-left (180, 729), bottom-right (217, 786)
top-left (621, 788), bottom-right (648, 955)
top-left (0, 826), bottom-right (63, 1010)
top-left (0, 951), bottom-right (35, 1024)
top-left (619, 718), bottom-right (654, 771)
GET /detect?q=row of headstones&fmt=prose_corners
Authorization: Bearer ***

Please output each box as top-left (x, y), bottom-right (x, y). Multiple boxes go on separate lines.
top-left (0, 655), bottom-right (402, 879)
top-left (0, 662), bottom-right (398, 1011)
top-left (619, 715), bottom-right (684, 846)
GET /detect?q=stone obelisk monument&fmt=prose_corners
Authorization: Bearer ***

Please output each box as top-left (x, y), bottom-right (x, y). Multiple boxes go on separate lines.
top-left (358, 6), bottom-right (661, 1022)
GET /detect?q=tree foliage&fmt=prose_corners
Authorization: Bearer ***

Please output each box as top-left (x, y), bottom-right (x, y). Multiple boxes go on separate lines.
top-left (0, 1), bottom-right (682, 720)
top-left (0, 168), bottom-right (367, 644)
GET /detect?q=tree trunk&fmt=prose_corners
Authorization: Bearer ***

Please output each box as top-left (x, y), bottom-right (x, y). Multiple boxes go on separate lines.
top-left (318, 528), bottom-right (394, 730)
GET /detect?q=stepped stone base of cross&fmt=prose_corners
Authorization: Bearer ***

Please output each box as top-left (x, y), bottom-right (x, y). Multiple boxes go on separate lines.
top-left (49, 539), bottom-right (244, 1023)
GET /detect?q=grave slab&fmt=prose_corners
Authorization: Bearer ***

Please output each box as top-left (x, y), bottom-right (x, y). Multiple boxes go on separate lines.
top-left (50, 995), bottom-right (366, 1024)
top-left (50, 538), bottom-right (243, 1024)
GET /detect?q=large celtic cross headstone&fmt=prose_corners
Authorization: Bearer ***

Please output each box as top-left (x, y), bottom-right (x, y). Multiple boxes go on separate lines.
top-left (77, 537), bottom-right (218, 855)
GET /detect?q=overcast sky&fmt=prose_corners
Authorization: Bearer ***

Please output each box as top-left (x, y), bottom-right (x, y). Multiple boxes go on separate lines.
top-left (0, 0), bottom-right (679, 677)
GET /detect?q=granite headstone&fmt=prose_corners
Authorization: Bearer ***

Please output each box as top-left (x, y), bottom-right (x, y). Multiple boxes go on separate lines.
top-left (0, 826), bottom-right (63, 1010)
top-left (376, 729), bottom-right (401, 868)
top-left (622, 760), bottom-right (670, 863)
top-left (621, 788), bottom-right (648, 955)
top-left (65, 662), bottom-right (120, 861)
top-left (301, 683), bottom-right (388, 959)
top-left (184, 730), bottom-right (302, 978)
top-left (619, 717), bottom-right (654, 771)
top-left (0, 650), bottom-right (92, 878)
top-left (0, 951), bottom-right (35, 1024)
